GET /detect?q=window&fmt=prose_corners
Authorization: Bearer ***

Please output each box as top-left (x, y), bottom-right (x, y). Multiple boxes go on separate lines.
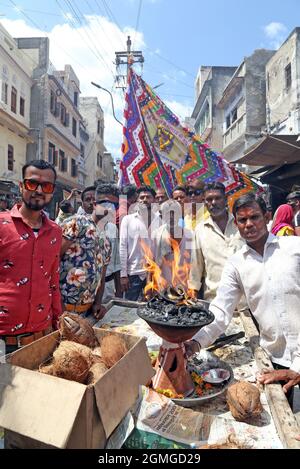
top-left (80, 143), bottom-right (85, 159)
top-left (60, 103), bottom-right (67, 125)
top-left (71, 158), bottom-right (77, 177)
top-left (59, 150), bottom-right (67, 172)
top-left (20, 97), bottom-right (25, 116)
top-left (72, 118), bottom-right (77, 137)
top-left (97, 120), bottom-right (100, 134)
top-left (1, 82), bottom-right (8, 104)
top-left (198, 102), bottom-right (210, 136)
top-left (48, 142), bottom-right (57, 166)
top-left (285, 63), bottom-right (291, 90)
top-left (97, 152), bottom-right (102, 168)
top-left (11, 86), bottom-right (17, 113)
top-left (50, 90), bottom-right (56, 114)
top-left (8, 145), bottom-right (14, 171)
top-left (74, 91), bottom-right (78, 107)
top-left (225, 106), bottom-right (238, 130)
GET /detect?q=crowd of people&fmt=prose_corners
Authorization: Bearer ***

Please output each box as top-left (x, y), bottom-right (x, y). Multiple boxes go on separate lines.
top-left (1, 159), bottom-right (300, 413)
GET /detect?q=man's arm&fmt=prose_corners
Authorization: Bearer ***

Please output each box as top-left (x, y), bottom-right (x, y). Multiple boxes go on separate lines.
top-left (60, 237), bottom-right (74, 257)
top-left (188, 230), bottom-right (205, 294)
top-left (92, 265), bottom-right (107, 319)
top-left (119, 216), bottom-right (129, 292)
top-left (50, 234), bottom-right (63, 329)
top-left (190, 260), bottom-right (243, 349)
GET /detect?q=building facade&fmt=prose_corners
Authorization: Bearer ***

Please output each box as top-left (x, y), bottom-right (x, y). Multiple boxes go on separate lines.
top-left (79, 96), bottom-right (114, 185)
top-left (266, 27), bottom-right (300, 135)
top-left (0, 24), bottom-right (33, 202)
top-left (192, 66), bottom-right (237, 152)
top-left (15, 37), bottom-right (83, 216)
top-left (218, 49), bottom-right (275, 163)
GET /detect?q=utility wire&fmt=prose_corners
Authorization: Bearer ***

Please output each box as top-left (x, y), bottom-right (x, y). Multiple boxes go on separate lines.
top-left (133, 0), bottom-right (142, 50)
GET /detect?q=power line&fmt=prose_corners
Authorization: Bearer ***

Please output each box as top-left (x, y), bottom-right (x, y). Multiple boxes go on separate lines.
top-left (58, 0), bottom-right (115, 78)
top-left (133, 0), bottom-right (142, 50)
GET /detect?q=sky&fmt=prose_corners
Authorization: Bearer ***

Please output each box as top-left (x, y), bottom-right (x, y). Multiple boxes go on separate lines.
top-left (0, 0), bottom-right (299, 159)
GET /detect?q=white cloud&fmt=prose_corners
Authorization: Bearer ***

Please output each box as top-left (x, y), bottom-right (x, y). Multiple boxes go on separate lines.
top-left (1, 15), bottom-right (191, 163)
top-left (263, 22), bottom-right (288, 49)
top-left (165, 100), bottom-right (192, 122)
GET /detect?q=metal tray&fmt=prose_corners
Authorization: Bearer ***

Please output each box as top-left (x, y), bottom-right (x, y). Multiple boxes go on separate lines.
top-left (172, 355), bottom-right (234, 408)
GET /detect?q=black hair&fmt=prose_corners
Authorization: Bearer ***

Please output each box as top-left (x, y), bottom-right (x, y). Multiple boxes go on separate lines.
top-left (171, 185), bottom-right (187, 196)
top-left (232, 192), bottom-right (267, 218)
top-left (81, 186), bottom-right (96, 201)
top-left (96, 183), bottom-right (120, 198)
top-left (59, 200), bottom-right (73, 214)
top-left (122, 184), bottom-right (137, 199)
top-left (203, 182), bottom-right (226, 196)
top-left (136, 185), bottom-right (156, 198)
top-left (22, 159), bottom-right (57, 180)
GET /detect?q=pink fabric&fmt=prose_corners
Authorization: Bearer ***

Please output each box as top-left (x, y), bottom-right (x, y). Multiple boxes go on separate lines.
top-left (271, 204), bottom-right (294, 235)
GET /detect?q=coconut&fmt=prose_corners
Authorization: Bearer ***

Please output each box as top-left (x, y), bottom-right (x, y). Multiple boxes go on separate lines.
top-left (87, 361), bottom-right (108, 385)
top-left (59, 340), bottom-right (94, 367)
top-left (226, 381), bottom-right (263, 422)
top-left (50, 340), bottom-right (91, 383)
top-left (59, 312), bottom-right (99, 348)
top-left (39, 363), bottom-right (55, 375)
top-left (100, 334), bottom-right (128, 368)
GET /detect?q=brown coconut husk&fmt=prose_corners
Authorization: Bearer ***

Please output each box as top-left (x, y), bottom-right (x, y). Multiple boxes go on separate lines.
top-left (100, 334), bottom-right (128, 368)
top-left (226, 381), bottom-right (263, 422)
top-left (39, 363), bottom-right (55, 375)
top-left (200, 435), bottom-right (251, 449)
top-left (58, 340), bottom-right (94, 367)
top-left (51, 343), bottom-right (90, 384)
top-left (59, 312), bottom-right (99, 348)
top-left (87, 361), bottom-right (108, 385)
top-left (92, 346), bottom-right (102, 363)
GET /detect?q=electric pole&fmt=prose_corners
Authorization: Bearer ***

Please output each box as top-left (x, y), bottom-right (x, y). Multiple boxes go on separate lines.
top-left (115, 36), bottom-right (144, 91)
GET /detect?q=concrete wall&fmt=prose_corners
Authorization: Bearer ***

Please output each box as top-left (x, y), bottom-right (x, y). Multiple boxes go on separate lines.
top-left (266, 28), bottom-right (300, 134)
top-left (211, 67), bottom-right (237, 152)
top-left (0, 25), bottom-right (33, 183)
top-left (79, 97), bottom-right (111, 185)
top-left (245, 49), bottom-right (275, 135)
top-left (0, 128), bottom-right (27, 183)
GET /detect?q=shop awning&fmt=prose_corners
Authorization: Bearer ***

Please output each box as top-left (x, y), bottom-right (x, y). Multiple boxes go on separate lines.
top-left (233, 134), bottom-right (300, 166)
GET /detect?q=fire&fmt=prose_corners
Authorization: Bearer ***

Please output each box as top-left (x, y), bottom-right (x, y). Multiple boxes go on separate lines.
top-left (141, 240), bottom-right (168, 298)
top-left (140, 237), bottom-right (191, 298)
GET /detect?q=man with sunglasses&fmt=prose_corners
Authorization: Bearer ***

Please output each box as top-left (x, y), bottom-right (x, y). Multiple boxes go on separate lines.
top-left (0, 160), bottom-right (62, 353)
top-left (185, 179), bottom-right (208, 231)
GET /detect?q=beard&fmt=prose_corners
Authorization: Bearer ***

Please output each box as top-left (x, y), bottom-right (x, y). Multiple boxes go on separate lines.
top-left (22, 196), bottom-right (47, 211)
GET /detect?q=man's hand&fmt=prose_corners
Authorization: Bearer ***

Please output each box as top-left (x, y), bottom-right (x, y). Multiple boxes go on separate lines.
top-left (92, 303), bottom-right (107, 320)
top-left (184, 339), bottom-right (201, 358)
top-left (257, 369), bottom-right (300, 393)
top-left (121, 277), bottom-right (129, 292)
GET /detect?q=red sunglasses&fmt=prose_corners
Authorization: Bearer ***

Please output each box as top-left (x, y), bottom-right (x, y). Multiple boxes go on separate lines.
top-left (23, 179), bottom-right (55, 194)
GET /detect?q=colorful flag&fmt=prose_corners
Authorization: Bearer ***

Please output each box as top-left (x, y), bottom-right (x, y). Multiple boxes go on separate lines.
top-left (120, 69), bottom-right (261, 207)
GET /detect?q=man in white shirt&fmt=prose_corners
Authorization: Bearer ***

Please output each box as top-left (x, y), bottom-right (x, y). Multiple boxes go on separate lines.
top-left (188, 182), bottom-right (244, 301)
top-left (152, 200), bottom-right (193, 291)
top-left (187, 192), bottom-right (300, 405)
top-left (120, 185), bottom-right (158, 301)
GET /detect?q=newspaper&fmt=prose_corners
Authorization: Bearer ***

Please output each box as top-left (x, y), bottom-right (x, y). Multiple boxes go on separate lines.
top-left (131, 387), bottom-right (282, 449)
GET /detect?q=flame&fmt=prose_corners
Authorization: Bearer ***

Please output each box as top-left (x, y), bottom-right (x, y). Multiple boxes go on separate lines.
top-left (140, 237), bottom-right (191, 298)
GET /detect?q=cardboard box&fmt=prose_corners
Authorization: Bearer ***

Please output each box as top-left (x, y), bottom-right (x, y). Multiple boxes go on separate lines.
top-left (0, 328), bottom-right (154, 448)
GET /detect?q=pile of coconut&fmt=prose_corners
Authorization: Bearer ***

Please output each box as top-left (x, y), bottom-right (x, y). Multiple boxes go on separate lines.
top-left (39, 312), bottom-right (128, 385)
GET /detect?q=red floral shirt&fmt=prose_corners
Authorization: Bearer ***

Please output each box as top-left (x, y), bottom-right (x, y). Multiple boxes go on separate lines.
top-left (0, 205), bottom-right (62, 335)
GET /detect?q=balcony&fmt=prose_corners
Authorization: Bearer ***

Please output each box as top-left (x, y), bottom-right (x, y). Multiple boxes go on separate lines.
top-left (223, 113), bottom-right (246, 148)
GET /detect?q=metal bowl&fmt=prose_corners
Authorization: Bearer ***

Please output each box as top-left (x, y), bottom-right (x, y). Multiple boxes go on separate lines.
top-left (202, 368), bottom-right (231, 384)
top-left (172, 358), bottom-right (234, 407)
